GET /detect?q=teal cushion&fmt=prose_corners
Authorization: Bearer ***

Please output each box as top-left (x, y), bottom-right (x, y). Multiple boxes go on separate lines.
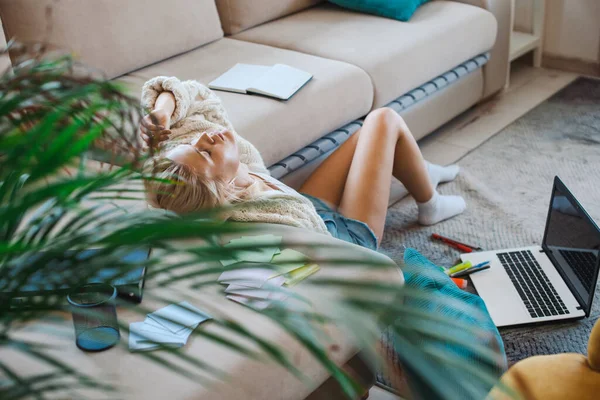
top-left (329, 0), bottom-right (431, 22)
top-left (397, 249), bottom-right (507, 398)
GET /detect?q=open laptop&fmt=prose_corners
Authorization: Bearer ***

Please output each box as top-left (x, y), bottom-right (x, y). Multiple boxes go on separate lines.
top-left (460, 177), bottom-right (600, 327)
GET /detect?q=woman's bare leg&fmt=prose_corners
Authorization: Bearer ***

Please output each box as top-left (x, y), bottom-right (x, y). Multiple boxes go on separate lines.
top-left (300, 127), bottom-right (460, 208)
top-left (339, 108), bottom-right (465, 242)
top-left (299, 132), bottom-right (360, 207)
top-left (337, 108), bottom-right (432, 240)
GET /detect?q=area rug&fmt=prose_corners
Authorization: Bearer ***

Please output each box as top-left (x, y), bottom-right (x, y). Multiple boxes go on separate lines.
top-left (377, 77), bottom-right (600, 390)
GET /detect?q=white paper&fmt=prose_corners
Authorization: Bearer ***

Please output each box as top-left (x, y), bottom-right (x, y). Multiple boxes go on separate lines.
top-left (224, 286), bottom-right (288, 302)
top-left (217, 268), bottom-right (285, 288)
top-left (226, 295), bottom-right (271, 310)
top-left (147, 301), bottom-right (211, 334)
top-left (129, 330), bottom-right (162, 351)
top-left (128, 322), bottom-right (187, 352)
top-left (141, 317), bottom-right (196, 341)
top-left (130, 322), bottom-right (185, 344)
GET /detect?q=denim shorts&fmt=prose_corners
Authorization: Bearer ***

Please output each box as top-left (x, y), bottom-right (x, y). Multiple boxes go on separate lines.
top-left (302, 193), bottom-right (378, 251)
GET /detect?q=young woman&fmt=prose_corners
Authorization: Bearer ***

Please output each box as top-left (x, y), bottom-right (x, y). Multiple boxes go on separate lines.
top-left (141, 77), bottom-right (465, 250)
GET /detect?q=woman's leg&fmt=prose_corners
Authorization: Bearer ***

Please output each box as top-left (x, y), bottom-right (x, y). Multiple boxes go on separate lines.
top-left (339, 108), bottom-right (465, 241)
top-left (299, 132), bottom-right (360, 207)
top-left (300, 127), bottom-right (460, 208)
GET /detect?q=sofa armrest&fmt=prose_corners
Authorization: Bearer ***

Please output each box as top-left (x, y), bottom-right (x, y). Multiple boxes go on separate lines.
top-left (450, 0), bottom-right (511, 98)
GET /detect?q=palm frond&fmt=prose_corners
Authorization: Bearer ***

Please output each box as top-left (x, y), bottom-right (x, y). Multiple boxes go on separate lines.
top-left (0, 43), bottom-right (508, 400)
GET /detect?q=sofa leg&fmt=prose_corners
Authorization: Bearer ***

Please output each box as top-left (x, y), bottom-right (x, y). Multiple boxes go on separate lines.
top-left (360, 390), bottom-right (369, 400)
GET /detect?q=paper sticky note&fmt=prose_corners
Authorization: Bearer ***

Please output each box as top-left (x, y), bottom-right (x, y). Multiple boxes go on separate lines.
top-left (270, 249), bottom-right (309, 276)
top-left (129, 330), bottom-right (163, 352)
top-left (130, 321), bottom-right (185, 344)
top-left (142, 317), bottom-right (196, 341)
top-left (147, 301), bottom-right (211, 334)
top-left (226, 294), bottom-right (271, 310)
top-left (224, 286), bottom-right (288, 302)
top-left (284, 263), bottom-right (320, 286)
top-left (220, 258), bottom-right (239, 267)
top-left (217, 267), bottom-right (285, 288)
top-left (221, 235), bottom-right (282, 265)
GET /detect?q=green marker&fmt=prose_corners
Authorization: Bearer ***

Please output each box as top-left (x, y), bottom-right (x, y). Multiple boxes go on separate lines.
top-left (445, 261), bottom-right (472, 276)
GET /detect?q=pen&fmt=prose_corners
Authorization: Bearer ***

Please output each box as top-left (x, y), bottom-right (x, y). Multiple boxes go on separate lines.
top-left (431, 233), bottom-right (483, 253)
top-left (451, 265), bottom-right (491, 278)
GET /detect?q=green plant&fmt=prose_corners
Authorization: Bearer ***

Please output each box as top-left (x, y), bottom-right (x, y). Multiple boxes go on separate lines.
top-left (0, 44), bottom-right (506, 400)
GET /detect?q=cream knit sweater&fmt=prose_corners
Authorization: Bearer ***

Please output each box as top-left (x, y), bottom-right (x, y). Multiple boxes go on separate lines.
top-left (141, 76), bottom-right (330, 236)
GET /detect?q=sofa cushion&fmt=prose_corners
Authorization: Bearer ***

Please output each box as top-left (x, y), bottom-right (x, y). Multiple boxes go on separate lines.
top-left (234, 1), bottom-right (497, 108)
top-left (120, 38), bottom-right (373, 166)
top-left (215, 0), bottom-right (323, 35)
top-left (329, 0), bottom-right (431, 22)
top-left (0, 0), bottom-right (224, 79)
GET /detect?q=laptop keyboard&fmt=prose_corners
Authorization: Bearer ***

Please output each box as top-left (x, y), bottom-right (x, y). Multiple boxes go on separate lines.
top-left (559, 250), bottom-right (597, 293)
top-left (498, 250), bottom-right (569, 318)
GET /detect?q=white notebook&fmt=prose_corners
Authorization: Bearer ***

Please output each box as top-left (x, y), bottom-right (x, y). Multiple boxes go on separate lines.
top-left (208, 63), bottom-right (312, 100)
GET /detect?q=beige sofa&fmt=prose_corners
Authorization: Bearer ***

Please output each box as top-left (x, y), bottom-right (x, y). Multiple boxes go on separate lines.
top-left (0, 0), bottom-right (510, 187)
top-left (0, 0), bottom-right (510, 398)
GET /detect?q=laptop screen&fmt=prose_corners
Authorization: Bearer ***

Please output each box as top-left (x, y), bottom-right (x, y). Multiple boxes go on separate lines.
top-left (543, 178), bottom-right (600, 315)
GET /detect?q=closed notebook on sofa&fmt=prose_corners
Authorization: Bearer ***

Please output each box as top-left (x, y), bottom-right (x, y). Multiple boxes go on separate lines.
top-left (209, 63), bottom-right (312, 100)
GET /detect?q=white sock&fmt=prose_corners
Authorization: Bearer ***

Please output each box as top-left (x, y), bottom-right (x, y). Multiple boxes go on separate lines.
top-left (427, 162), bottom-right (460, 188)
top-left (392, 163), bottom-right (460, 200)
top-left (417, 190), bottom-right (466, 226)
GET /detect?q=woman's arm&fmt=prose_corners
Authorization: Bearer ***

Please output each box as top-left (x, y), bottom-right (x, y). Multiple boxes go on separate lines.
top-left (139, 91), bottom-right (176, 148)
top-left (140, 76), bottom-right (269, 173)
top-left (154, 91), bottom-right (176, 118)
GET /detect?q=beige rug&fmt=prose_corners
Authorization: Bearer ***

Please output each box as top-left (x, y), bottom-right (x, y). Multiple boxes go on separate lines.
top-left (380, 76), bottom-right (600, 371)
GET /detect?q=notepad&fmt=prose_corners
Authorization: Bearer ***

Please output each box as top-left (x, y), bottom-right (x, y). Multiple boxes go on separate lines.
top-left (219, 234), bottom-right (282, 266)
top-left (209, 63), bottom-right (313, 100)
top-left (129, 302), bottom-right (212, 352)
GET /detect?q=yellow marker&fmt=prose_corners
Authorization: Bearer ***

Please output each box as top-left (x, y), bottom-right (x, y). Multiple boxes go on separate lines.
top-left (446, 261), bottom-right (472, 276)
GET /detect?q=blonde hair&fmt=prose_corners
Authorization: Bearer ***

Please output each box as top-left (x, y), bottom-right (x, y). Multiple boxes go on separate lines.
top-left (144, 157), bottom-right (236, 213)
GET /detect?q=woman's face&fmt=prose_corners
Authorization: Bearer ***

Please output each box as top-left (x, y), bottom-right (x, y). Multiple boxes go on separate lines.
top-left (166, 130), bottom-right (239, 181)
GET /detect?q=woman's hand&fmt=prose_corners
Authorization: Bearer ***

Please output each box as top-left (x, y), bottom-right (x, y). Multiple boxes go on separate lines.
top-left (140, 109), bottom-right (171, 148)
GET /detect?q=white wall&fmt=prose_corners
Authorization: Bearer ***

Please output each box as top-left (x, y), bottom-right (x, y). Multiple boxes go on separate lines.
top-left (515, 0), bottom-right (600, 62)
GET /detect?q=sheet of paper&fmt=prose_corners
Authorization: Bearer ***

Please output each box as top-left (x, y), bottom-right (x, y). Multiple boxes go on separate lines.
top-left (270, 249), bottom-right (309, 276)
top-left (141, 317), bottom-right (196, 342)
top-left (224, 286), bottom-right (288, 302)
top-left (226, 294), bottom-right (271, 310)
top-left (220, 258), bottom-right (239, 267)
top-left (217, 267), bottom-right (285, 288)
top-left (129, 330), bottom-right (160, 351)
top-left (284, 263), bottom-right (320, 286)
top-left (129, 322), bottom-right (185, 344)
top-left (128, 329), bottom-right (184, 352)
top-left (147, 301), bottom-right (211, 334)
top-left (224, 235), bottom-right (282, 264)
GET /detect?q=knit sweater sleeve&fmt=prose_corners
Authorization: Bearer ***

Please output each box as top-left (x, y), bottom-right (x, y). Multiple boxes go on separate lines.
top-left (141, 76), bottom-right (269, 174)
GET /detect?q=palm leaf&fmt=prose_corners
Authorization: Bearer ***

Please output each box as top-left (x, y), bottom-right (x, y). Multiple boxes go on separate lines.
top-left (0, 44), bottom-right (507, 400)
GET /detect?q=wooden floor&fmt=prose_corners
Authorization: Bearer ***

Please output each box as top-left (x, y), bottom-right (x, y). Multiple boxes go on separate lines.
top-left (370, 62), bottom-right (579, 400)
top-left (419, 62), bottom-right (578, 166)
